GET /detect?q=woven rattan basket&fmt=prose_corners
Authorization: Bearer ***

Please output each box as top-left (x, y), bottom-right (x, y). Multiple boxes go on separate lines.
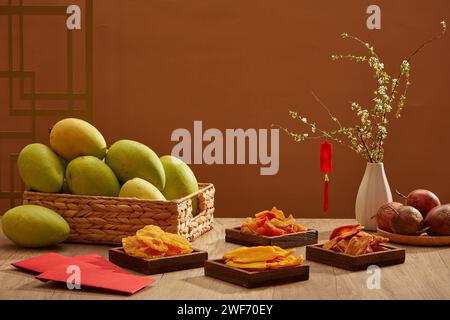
top-left (22, 183), bottom-right (215, 244)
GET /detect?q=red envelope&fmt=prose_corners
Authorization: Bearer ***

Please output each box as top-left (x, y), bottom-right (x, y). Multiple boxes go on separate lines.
top-left (12, 253), bottom-right (127, 274)
top-left (69, 254), bottom-right (128, 274)
top-left (12, 253), bottom-right (71, 274)
top-left (36, 260), bottom-right (155, 295)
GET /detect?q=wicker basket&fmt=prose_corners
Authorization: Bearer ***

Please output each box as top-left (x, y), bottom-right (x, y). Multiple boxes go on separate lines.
top-left (22, 183), bottom-right (215, 245)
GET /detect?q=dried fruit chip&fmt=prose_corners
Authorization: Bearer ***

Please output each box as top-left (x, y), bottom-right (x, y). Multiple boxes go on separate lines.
top-left (123, 224), bottom-right (192, 259)
top-left (344, 235), bottom-right (372, 256)
top-left (223, 245), bottom-right (301, 270)
top-left (328, 224), bottom-right (363, 240)
top-left (266, 255), bottom-right (303, 269)
top-left (225, 260), bottom-right (268, 269)
top-left (324, 224), bottom-right (389, 256)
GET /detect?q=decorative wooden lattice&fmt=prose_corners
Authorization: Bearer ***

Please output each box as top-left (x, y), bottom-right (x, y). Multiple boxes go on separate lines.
top-left (0, 0), bottom-right (93, 212)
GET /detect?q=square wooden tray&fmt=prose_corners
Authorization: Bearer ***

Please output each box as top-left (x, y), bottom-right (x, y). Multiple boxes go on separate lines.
top-left (225, 227), bottom-right (318, 248)
top-left (204, 259), bottom-right (309, 288)
top-left (109, 247), bottom-right (208, 275)
top-left (305, 244), bottom-right (405, 271)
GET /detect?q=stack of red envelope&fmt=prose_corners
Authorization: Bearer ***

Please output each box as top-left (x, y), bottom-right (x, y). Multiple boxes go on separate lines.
top-left (12, 253), bottom-right (155, 295)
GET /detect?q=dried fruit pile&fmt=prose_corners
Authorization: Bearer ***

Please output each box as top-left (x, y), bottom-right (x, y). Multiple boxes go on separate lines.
top-left (241, 207), bottom-right (307, 236)
top-left (323, 224), bottom-right (389, 256)
top-left (123, 225), bottom-right (193, 259)
top-left (223, 246), bottom-right (303, 270)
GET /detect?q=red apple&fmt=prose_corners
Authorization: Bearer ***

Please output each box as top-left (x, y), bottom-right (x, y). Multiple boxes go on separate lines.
top-left (376, 202), bottom-right (402, 232)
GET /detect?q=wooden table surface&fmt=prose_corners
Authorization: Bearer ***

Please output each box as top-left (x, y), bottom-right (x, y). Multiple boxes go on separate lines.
top-left (1, 218), bottom-right (449, 300)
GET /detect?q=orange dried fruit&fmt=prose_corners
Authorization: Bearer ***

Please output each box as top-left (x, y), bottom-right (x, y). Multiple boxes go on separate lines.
top-left (328, 224), bottom-right (363, 240)
top-left (123, 224), bottom-right (192, 259)
top-left (223, 245), bottom-right (302, 270)
top-left (241, 207), bottom-right (307, 236)
top-left (344, 235), bottom-right (372, 256)
top-left (225, 260), bottom-right (268, 269)
top-left (324, 224), bottom-right (389, 256)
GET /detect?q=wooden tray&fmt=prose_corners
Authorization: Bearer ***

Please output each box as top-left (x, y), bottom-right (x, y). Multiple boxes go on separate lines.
top-left (225, 227), bottom-right (318, 248)
top-left (109, 247), bottom-right (208, 275)
top-left (305, 244), bottom-right (405, 271)
top-left (377, 228), bottom-right (450, 246)
top-left (204, 259), bottom-right (309, 288)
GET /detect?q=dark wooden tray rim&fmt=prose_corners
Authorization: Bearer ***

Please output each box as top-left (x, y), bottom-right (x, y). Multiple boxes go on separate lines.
top-left (204, 259), bottom-right (310, 288)
top-left (227, 226), bottom-right (316, 239)
top-left (225, 227), bottom-right (318, 249)
top-left (305, 243), bottom-right (406, 271)
top-left (109, 247), bottom-right (208, 275)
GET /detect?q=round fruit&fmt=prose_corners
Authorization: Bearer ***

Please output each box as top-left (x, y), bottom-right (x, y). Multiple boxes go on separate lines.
top-left (423, 204), bottom-right (450, 236)
top-left (399, 189), bottom-right (441, 218)
top-left (18, 143), bottom-right (65, 193)
top-left (390, 205), bottom-right (423, 235)
top-left (160, 155), bottom-right (199, 215)
top-left (50, 118), bottom-right (107, 161)
top-left (376, 202), bottom-right (402, 232)
top-left (105, 140), bottom-right (165, 190)
top-left (119, 178), bottom-right (166, 200)
top-left (66, 156), bottom-right (120, 197)
top-left (2, 205), bottom-right (70, 247)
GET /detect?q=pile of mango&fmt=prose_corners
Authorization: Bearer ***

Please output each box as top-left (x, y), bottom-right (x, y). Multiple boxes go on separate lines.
top-left (2, 118), bottom-right (200, 248)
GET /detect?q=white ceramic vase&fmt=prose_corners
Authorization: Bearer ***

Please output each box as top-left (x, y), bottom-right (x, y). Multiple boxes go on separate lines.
top-left (355, 162), bottom-right (393, 231)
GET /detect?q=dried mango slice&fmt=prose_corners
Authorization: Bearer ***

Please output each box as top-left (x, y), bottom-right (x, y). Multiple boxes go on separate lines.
top-left (136, 225), bottom-right (165, 238)
top-left (225, 260), bottom-right (268, 269)
top-left (223, 246), bottom-right (294, 263)
top-left (267, 254), bottom-right (303, 269)
top-left (322, 238), bottom-right (338, 250)
top-left (123, 225), bottom-right (193, 259)
top-left (123, 236), bottom-right (146, 253)
top-left (137, 234), bottom-right (168, 252)
top-left (345, 235), bottom-right (372, 256)
top-left (255, 210), bottom-right (270, 218)
top-left (123, 236), bottom-right (159, 259)
top-left (161, 232), bottom-right (191, 248)
top-left (333, 238), bottom-right (350, 253)
top-left (370, 234), bottom-right (389, 246)
top-left (270, 207), bottom-right (286, 220)
top-left (270, 216), bottom-right (296, 228)
top-left (328, 224), bottom-right (363, 240)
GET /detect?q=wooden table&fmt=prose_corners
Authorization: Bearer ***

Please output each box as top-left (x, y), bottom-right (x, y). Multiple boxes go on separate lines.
top-left (1, 218), bottom-right (449, 300)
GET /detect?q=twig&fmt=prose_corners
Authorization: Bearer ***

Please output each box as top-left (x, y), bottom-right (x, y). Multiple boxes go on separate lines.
top-left (376, 22), bottom-right (446, 155)
top-left (311, 91), bottom-right (342, 129)
top-left (358, 131), bottom-right (374, 163)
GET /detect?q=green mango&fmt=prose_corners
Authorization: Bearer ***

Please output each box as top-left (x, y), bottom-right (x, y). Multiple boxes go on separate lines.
top-left (50, 118), bottom-right (107, 161)
top-left (119, 178), bottom-right (166, 200)
top-left (66, 156), bottom-right (120, 196)
top-left (18, 143), bottom-right (64, 193)
top-left (160, 155), bottom-right (199, 215)
top-left (105, 140), bottom-right (165, 190)
top-left (2, 205), bottom-right (70, 248)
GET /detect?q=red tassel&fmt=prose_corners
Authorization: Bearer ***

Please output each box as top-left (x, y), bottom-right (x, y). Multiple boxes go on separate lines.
top-left (323, 174), bottom-right (329, 212)
top-left (320, 142), bottom-right (332, 213)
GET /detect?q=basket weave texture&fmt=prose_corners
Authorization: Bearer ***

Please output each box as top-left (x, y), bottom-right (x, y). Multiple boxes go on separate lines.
top-left (22, 183), bottom-right (215, 244)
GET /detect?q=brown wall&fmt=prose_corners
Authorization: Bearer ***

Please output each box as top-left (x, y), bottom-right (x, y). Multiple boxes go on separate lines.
top-left (1, 0), bottom-right (449, 218)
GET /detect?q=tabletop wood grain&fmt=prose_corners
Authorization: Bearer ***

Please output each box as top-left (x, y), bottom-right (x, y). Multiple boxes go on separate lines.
top-left (0, 218), bottom-right (449, 300)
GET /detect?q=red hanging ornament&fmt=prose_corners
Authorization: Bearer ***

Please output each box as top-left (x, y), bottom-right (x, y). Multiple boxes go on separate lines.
top-left (320, 141), bottom-right (333, 213)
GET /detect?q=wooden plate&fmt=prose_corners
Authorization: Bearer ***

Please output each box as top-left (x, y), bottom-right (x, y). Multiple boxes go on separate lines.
top-left (204, 259), bottom-right (309, 288)
top-left (306, 244), bottom-right (405, 271)
top-left (109, 247), bottom-right (208, 275)
top-left (377, 228), bottom-right (450, 246)
top-left (225, 227), bottom-right (318, 248)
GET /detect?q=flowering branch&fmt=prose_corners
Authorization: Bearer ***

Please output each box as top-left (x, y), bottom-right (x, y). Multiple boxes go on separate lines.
top-left (280, 21), bottom-right (446, 163)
